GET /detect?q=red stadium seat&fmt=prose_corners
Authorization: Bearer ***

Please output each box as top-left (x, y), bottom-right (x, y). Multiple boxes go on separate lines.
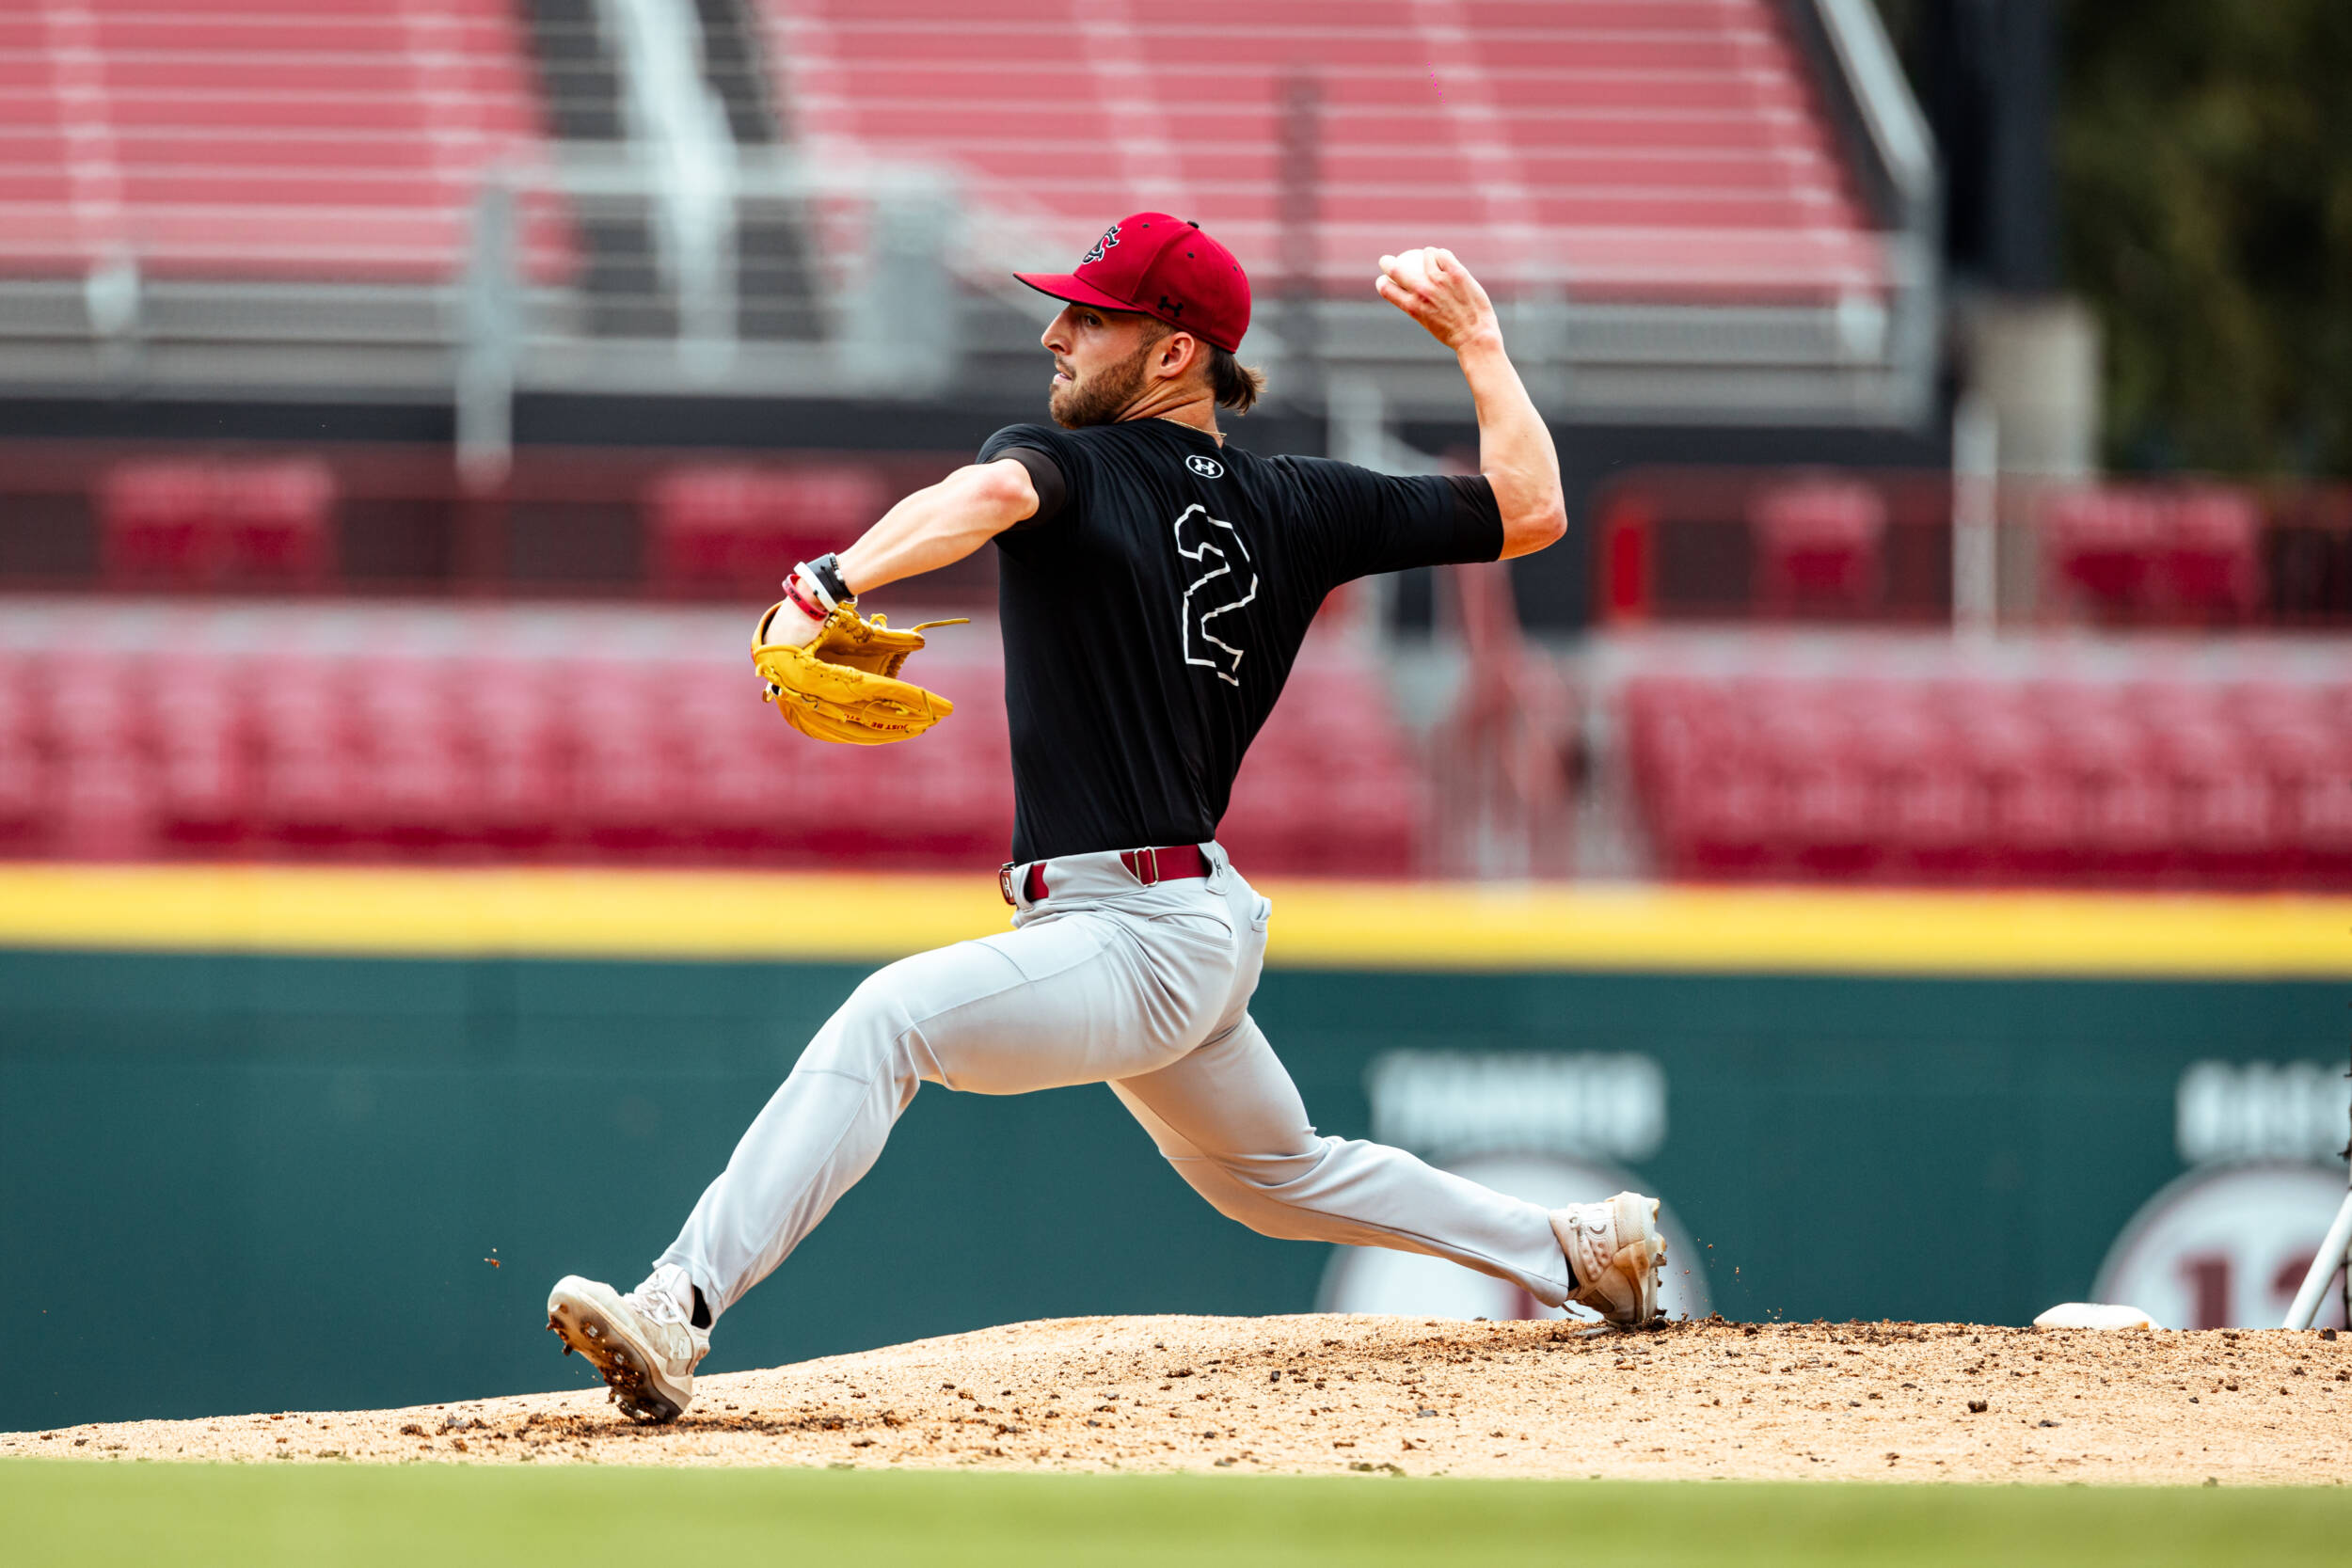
top-left (1750, 479), bottom-right (1887, 618)
top-left (2042, 485), bottom-right (2265, 627)
top-left (2043, 490), bottom-right (2165, 619)
top-left (0, 1), bottom-right (571, 283)
top-left (251, 655), bottom-right (363, 852)
top-left (1871, 689), bottom-right (1983, 881)
top-left (2158, 717), bottom-right (2280, 884)
top-left (0, 653), bottom-right (50, 853)
top-left (2162, 488), bottom-right (2264, 623)
top-left (2043, 689), bottom-right (2169, 883)
top-left (1626, 669), bottom-right (2352, 891)
top-left (99, 458), bottom-right (336, 591)
top-left (758, 0), bottom-right (1891, 306)
top-left (39, 651), bottom-right (157, 859)
top-left (0, 606), bottom-right (1412, 877)
top-left (348, 660), bottom-right (478, 854)
top-left (649, 466), bottom-right (889, 598)
top-left (564, 659), bottom-right (685, 859)
top-left (1756, 690), bottom-right (1881, 878)
top-left (153, 657), bottom-right (253, 854)
top-left (456, 658), bottom-right (569, 856)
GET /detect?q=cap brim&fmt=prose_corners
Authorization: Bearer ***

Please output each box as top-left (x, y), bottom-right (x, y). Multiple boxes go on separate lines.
top-left (1013, 271), bottom-right (1146, 316)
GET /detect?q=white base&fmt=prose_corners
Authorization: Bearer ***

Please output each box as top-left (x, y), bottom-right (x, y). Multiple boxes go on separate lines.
top-left (2033, 1302), bottom-right (2155, 1331)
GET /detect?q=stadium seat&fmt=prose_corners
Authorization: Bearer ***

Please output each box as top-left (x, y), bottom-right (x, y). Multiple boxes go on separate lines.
top-left (0, 653), bottom-right (49, 853)
top-left (2157, 712), bottom-right (2280, 884)
top-left (39, 650), bottom-right (157, 859)
top-left (348, 660), bottom-right (477, 854)
top-left (0, 605), bottom-right (1418, 876)
top-left (2042, 485), bottom-right (2265, 627)
top-left (2161, 488), bottom-right (2264, 623)
top-left (152, 657), bottom-right (252, 854)
top-left (759, 0), bottom-right (1888, 305)
top-left (564, 658), bottom-right (685, 859)
top-left (455, 657), bottom-right (569, 856)
top-left (648, 465), bottom-right (888, 598)
top-left (0, 1), bottom-right (571, 283)
top-left (98, 458), bottom-right (336, 591)
top-left (1749, 478), bottom-right (1887, 618)
top-left (1625, 669), bottom-right (2352, 890)
top-left (251, 655), bottom-right (362, 853)
top-left (1872, 690), bottom-right (1983, 881)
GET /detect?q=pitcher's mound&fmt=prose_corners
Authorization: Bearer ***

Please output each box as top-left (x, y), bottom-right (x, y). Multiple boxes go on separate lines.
top-left (8, 1315), bottom-right (2346, 1483)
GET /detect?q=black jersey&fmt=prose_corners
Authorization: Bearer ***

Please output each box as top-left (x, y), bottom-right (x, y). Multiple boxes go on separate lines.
top-left (977, 417), bottom-right (1502, 863)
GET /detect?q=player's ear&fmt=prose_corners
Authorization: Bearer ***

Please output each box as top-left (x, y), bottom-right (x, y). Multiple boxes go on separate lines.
top-left (1159, 330), bottom-right (1201, 382)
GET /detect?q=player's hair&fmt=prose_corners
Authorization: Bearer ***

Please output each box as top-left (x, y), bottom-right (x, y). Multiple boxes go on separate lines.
top-left (1140, 317), bottom-right (1264, 415)
top-left (1207, 346), bottom-right (1265, 415)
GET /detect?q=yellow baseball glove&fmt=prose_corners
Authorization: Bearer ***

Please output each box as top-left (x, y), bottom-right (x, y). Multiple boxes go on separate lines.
top-left (753, 601), bottom-right (968, 745)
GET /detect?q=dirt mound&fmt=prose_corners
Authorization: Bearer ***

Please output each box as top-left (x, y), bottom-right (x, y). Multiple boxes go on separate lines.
top-left (8, 1316), bottom-right (2347, 1483)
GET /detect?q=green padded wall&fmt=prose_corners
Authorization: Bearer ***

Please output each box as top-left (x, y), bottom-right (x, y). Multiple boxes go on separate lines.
top-left (0, 949), bottom-right (2337, 1430)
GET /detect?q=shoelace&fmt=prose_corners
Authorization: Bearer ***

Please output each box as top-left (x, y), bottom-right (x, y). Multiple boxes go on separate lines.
top-left (626, 1281), bottom-right (691, 1339)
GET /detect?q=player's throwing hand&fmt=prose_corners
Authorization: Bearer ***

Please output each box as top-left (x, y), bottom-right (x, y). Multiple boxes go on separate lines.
top-left (1375, 247), bottom-right (1498, 352)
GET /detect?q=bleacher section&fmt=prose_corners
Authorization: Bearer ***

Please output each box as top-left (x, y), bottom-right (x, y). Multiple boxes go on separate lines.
top-left (0, 0), bottom-right (568, 281)
top-left (764, 0), bottom-right (1885, 304)
top-left (1626, 670), bottom-right (2352, 888)
top-left (0, 600), bottom-right (1420, 876)
top-left (2041, 485), bottom-right (2267, 627)
top-left (1592, 470), bottom-right (2352, 629)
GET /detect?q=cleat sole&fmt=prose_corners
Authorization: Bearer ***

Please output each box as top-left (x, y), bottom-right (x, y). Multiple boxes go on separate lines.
top-left (546, 1282), bottom-right (688, 1424)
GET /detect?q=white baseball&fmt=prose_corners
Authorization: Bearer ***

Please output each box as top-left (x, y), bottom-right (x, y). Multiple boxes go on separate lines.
top-left (1383, 247), bottom-right (1438, 294)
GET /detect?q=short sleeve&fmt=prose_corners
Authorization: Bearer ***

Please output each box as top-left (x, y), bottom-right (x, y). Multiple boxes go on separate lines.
top-left (1276, 457), bottom-right (1504, 584)
top-left (978, 423), bottom-right (1083, 532)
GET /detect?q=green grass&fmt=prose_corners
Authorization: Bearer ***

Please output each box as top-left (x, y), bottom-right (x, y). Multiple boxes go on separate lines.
top-left (8, 1461), bottom-right (2351, 1568)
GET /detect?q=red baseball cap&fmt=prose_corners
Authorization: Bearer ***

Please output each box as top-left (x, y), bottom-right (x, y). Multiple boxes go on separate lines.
top-left (1015, 213), bottom-right (1251, 353)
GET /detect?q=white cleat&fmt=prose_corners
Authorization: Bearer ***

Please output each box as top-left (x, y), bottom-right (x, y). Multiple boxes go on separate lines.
top-left (546, 1269), bottom-right (709, 1423)
top-left (1550, 1192), bottom-right (1667, 1327)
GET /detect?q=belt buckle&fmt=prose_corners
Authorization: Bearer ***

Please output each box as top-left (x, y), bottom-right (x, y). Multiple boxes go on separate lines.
top-left (997, 862), bottom-right (1018, 906)
top-left (1137, 845), bottom-right (1160, 886)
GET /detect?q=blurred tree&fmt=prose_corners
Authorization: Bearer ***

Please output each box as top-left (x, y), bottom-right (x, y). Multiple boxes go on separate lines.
top-left (1877, 0), bottom-right (2352, 475)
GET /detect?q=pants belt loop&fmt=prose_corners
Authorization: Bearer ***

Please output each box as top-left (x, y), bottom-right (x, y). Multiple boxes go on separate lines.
top-left (1000, 862), bottom-right (1050, 906)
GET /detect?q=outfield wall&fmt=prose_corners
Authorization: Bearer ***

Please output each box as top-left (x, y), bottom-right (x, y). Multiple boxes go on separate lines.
top-left (3, 870), bottom-right (2347, 1430)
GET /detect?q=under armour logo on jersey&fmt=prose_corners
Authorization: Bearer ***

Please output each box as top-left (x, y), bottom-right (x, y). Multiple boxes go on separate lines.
top-left (1080, 224), bottom-right (1120, 265)
top-left (1185, 454), bottom-right (1224, 478)
top-left (1171, 504), bottom-right (1256, 687)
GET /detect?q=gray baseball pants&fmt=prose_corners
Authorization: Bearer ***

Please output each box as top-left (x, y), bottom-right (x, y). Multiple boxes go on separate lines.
top-left (658, 842), bottom-right (1570, 1319)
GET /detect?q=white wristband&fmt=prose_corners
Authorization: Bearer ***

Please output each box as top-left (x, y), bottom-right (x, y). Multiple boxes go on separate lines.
top-left (787, 561), bottom-right (838, 613)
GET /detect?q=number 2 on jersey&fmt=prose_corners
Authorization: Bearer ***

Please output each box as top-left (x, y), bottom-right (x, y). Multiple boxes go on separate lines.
top-left (1172, 504), bottom-right (1258, 687)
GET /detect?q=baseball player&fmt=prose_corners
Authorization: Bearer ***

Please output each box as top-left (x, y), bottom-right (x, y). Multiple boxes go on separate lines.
top-left (548, 214), bottom-right (1665, 1421)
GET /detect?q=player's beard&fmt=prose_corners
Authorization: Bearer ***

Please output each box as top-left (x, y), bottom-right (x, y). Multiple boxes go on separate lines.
top-left (1048, 338), bottom-right (1155, 429)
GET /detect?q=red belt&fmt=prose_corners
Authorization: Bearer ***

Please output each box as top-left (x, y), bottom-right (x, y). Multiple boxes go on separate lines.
top-left (999, 843), bottom-right (1209, 906)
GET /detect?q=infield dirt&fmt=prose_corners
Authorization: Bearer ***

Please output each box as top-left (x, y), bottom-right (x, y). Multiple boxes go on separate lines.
top-left (8, 1315), bottom-right (2347, 1484)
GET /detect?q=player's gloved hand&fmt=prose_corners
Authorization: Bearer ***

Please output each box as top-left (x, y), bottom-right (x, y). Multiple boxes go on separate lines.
top-left (755, 599), bottom-right (822, 652)
top-left (754, 559), bottom-right (841, 654)
top-left (755, 557), bottom-right (847, 707)
top-left (752, 573), bottom-right (969, 745)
